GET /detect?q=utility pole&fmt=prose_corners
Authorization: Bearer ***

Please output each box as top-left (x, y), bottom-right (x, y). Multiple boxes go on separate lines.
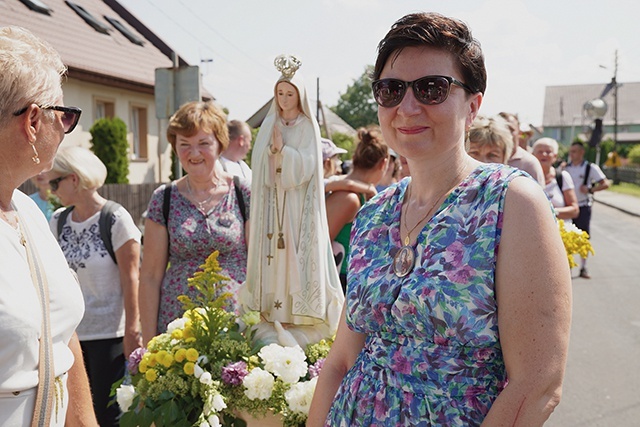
top-left (613, 50), bottom-right (620, 184)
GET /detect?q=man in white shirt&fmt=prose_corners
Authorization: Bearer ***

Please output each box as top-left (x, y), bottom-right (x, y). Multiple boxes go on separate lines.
top-left (219, 120), bottom-right (252, 182)
top-left (564, 141), bottom-right (609, 279)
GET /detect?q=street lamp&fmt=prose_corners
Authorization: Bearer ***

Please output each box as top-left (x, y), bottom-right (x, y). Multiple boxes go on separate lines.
top-left (583, 98), bottom-right (607, 165)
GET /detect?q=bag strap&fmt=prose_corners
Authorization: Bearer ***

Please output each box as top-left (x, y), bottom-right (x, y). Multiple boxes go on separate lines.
top-left (55, 206), bottom-right (74, 239)
top-left (163, 182), bottom-right (172, 225)
top-left (17, 207), bottom-right (55, 427)
top-left (583, 161), bottom-right (592, 186)
top-left (556, 171), bottom-right (563, 190)
top-left (233, 175), bottom-right (247, 223)
top-left (99, 201), bottom-right (121, 264)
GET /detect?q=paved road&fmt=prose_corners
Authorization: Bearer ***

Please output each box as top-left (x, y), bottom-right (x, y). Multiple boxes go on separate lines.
top-left (546, 202), bottom-right (640, 426)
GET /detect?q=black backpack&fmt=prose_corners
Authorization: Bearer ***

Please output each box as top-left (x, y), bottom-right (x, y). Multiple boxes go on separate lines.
top-left (557, 162), bottom-right (592, 190)
top-left (56, 200), bottom-right (122, 264)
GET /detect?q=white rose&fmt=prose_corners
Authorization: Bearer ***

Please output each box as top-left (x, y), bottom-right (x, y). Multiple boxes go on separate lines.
top-left (116, 384), bottom-right (136, 412)
top-left (242, 368), bottom-right (275, 400)
top-left (285, 377), bottom-right (318, 414)
top-left (166, 317), bottom-right (187, 333)
top-left (259, 344), bottom-right (307, 384)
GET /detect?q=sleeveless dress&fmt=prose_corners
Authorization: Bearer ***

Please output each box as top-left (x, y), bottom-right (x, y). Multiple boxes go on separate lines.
top-left (325, 163), bottom-right (526, 426)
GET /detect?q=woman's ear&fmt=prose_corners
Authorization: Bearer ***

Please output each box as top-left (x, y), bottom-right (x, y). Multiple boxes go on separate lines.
top-left (466, 92), bottom-right (483, 130)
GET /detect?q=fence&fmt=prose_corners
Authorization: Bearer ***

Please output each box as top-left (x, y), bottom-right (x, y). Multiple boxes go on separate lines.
top-left (18, 181), bottom-right (164, 227)
top-left (603, 166), bottom-right (640, 186)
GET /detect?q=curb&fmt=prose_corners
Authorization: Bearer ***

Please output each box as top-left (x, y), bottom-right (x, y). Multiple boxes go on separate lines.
top-left (594, 199), bottom-right (640, 218)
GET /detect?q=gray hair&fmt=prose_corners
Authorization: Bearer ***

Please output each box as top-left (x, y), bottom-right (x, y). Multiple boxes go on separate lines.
top-left (51, 146), bottom-right (107, 191)
top-left (468, 115), bottom-right (514, 164)
top-left (0, 26), bottom-right (66, 126)
top-left (532, 137), bottom-right (559, 155)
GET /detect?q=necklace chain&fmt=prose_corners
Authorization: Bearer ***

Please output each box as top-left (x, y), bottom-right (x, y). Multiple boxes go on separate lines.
top-left (402, 184), bottom-right (443, 246)
top-left (1, 205), bottom-right (26, 246)
top-left (274, 187), bottom-right (287, 249)
top-left (186, 176), bottom-right (217, 212)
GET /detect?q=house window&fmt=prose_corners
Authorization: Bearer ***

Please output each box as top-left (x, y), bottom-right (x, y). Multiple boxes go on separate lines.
top-left (18, 0), bottom-right (52, 15)
top-left (66, 1), bottom-right (110, 34)
top-left (104, 16), bottom-right (144, 46)
top-left (95, 99), bottom-right (115, 121)
top-left (131, 106), bottom-right (148, 159)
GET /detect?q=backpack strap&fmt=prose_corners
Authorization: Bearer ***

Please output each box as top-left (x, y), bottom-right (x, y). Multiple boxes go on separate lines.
top-left (99, 200), bottom-right (121, 264)
top-left (583, 161), bottom-right (592, 187)
top-left (233, 175), bottom-right (247, 223)
top-left (56, 206), bottom-right (74, 239)
top-left (163, 181), bottom-right (173, 225)
top-left (556, 171), bottom-right (563, 190)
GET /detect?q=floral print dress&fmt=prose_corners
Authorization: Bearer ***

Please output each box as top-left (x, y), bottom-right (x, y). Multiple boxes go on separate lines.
top-left (146, 178), bottom-right (250, 332)
top-left (325, 163), bottom-right (527, 426)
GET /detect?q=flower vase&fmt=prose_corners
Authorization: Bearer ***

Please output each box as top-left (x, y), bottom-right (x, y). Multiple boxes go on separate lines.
top-left (236, 410), bottom-right (283, 427)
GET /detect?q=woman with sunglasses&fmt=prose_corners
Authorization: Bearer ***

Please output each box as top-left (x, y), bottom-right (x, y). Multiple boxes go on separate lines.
top-left (0, 26), bottom-right (97, 426)
top-left (309, 12), bottom-right (571, 426)
top-left (241, 55), bottom-right (343, 347)
top-left (48, 146), bottom-right (142, 426)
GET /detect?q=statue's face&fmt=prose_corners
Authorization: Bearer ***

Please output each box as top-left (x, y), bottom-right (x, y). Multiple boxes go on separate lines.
top-left (276, 81), bottom-right (300, 114)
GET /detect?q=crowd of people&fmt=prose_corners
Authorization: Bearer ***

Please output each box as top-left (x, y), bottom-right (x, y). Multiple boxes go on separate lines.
top-left (0, 13), bottom-right (614, 425)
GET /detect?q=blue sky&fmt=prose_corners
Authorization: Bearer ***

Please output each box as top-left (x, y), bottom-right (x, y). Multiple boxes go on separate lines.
top-left (119, 0), bottom-right (639, 128)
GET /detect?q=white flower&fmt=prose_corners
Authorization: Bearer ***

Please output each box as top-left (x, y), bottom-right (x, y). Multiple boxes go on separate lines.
top-left (241, 311), bottom-right (261, 327)
top-left (242, 367), bottom-right (275, 400)
top-left (259, 343), bottom-right (307, 384)
top-left (194, 364), bottom-right (204, 379)
top-left (199, 422), bottom-right (210, 427)
top-left (199, 371), bottom-right (213, 385)
top-left (207, 414), bottom-right (221, 427)
top-left (166, 317), bottom-right (187, 333)
top-left (285, 377), bottom-right (318, 414)
top-left (211, 393), bottom-right (226, 412)
top-left (116, 384), bottom-right (136, 412)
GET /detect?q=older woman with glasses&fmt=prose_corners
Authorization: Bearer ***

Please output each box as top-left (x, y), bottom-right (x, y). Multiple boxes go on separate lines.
top-left (0, 26), bottom-right (96, 426)
top-left (309, 12), bottom-right (571, 426)
top-left (49, 146), bottom-right (142, 426)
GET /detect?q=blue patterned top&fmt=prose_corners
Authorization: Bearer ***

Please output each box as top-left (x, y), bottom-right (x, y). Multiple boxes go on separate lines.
top-left (326, 163), bottom-right (527, 426)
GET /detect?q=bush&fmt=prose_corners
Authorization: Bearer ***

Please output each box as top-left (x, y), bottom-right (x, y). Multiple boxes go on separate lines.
top-left (628, 145), bottom-right (640, 165)
top-left (90, 117), bottom-right (130, 184)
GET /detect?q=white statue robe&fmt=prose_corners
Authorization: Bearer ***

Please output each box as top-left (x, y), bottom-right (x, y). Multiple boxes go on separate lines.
top-left (241, 74), bottom-right (343, 344)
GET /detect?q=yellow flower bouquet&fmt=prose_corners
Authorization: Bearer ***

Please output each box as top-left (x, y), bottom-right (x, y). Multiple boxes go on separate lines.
top-left (114, 252), bottom-right (331, 427)
top-left (558, 221), bottom-right (595, 268)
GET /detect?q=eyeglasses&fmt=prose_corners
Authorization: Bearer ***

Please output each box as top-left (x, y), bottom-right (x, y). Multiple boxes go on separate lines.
top-left (49, 175), bottom-right (70, 191)
top-left (13, 105), bottom-right (82, 134)
top-left (372, 75), bottom-right (474, 108)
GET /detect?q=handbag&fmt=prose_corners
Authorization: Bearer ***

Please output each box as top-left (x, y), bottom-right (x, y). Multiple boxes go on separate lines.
top-left (18, 209), bottom-right (56, 427)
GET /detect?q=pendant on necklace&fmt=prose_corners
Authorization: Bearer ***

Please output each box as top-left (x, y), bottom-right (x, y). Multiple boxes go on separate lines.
top-left (277, 232), bottom-right (285, 249)
top-left (393, 245), bottom-right (416, 278)
top-left (218, 213), bottom-right (233, 227)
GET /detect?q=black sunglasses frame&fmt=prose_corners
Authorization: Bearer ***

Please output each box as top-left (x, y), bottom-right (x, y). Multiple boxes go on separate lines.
top-left (49, 175), bottom-right (70, 192)
top-left (13, 105), bottom-right (82, 134)
top-left (372, 75), bottom-right (474, 108)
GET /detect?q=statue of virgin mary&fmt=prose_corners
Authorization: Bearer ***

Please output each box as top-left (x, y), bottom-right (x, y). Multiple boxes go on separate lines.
top-left (240, 55), bottom-right (344, 346)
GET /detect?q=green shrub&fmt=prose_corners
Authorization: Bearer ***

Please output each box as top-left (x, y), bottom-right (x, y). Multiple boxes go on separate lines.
top-left (90, 117), bottom-right (130, 184)
top-left (628, 144), bottom-right (640, 165)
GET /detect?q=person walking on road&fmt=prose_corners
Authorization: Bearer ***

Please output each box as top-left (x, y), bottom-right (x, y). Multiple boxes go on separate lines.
top-left (563, 141), bottom-right (609, 278)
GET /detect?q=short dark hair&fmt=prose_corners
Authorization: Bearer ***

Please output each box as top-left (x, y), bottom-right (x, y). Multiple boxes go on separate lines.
top-left (571, 141), bottom-right (586, 149)
top-left (373, 12), bottom-right (486, 95)
top-left (228, 119), bottom-right (249, 141)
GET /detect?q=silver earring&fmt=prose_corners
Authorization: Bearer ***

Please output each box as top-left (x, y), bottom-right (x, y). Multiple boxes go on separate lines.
top-left (29, 140), bottom-right (40, 164)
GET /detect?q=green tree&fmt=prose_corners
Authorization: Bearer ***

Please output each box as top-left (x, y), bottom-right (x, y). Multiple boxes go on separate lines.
top-left (628, 144), bottom-right (640, 165)
top-left (90, 117), bottom-right (130, 184)
top-left (330, 132), bottom-right (356, 159)
top-left (331, 65), bottom-right (378, 129)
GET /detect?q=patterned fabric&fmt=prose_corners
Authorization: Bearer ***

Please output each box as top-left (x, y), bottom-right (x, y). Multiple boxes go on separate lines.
top-left (146, 178), bottom-right (250, 332)
top-left (326, 163), bottom-right (526, 426)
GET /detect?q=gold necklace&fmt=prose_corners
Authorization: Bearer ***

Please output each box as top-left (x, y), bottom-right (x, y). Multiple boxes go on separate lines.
top-left (1, 206), bottom-right (26, 246)
top-left (274, 188), bottom-right (286, 249)
top-left (186, 176), bottom-right (217, 212)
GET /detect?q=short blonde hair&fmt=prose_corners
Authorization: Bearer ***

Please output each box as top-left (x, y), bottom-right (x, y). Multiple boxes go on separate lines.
top-left (167, 101), bottom-right (229, 152)
top-left (468, 115), bottom-right (514, 164)
top-left (0, 26), bottom-right (66, 127)
top-left (51, 146), bottom-right (107, 191)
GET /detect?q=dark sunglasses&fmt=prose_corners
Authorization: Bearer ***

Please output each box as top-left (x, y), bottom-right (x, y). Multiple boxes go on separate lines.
top-left (13, 105), bottom-right (82, 134)
top-left (372, 75), bottom-right (474, 108)
top-left (49, 175), bottom-right (70, 191)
